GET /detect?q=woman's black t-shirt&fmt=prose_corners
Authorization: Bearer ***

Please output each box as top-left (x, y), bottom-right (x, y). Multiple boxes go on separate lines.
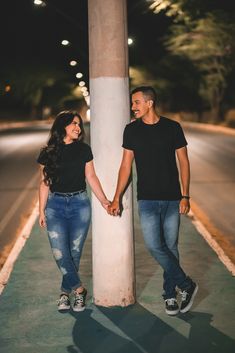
top-left (37, 141), bottom-right (93, 193)
top-left (122, 117), bottom-right (187, 200)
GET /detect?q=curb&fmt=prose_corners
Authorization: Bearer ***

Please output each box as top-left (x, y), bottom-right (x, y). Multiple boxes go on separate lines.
top-left (0, 201), bottom-right (39, 295)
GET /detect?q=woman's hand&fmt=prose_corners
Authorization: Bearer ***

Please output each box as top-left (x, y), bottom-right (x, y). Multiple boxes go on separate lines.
top-left (101, 199), bottom-right (111, 210)
top-left (39, 212), bottom-right (47, 228)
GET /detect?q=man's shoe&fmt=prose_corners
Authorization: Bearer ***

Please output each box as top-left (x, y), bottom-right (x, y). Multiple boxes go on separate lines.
top-left (165, 298), bottom-right (179, 316)
top-left (73, 288), bottom-right (87, 312)
top-left (180, 282), bottom-right (198, 313)
top-left (57, 294), bottom-right (70, 311)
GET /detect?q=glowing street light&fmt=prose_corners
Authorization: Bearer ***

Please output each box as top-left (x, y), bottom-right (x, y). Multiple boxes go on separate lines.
top-left (128, 38), bottom-right (133, 45)
top-left (81, 86), bottom-right (87, 93)
top-left (61, 39), bottom-right (70, 46)
top-left (79, 81), bottom-right (86, 87)
top-left (76, 72), bottom-right (83, 79)
top-left (34, 0), bottom-right (46, 6)
top-left (70, 60), bottom-right (77, 66)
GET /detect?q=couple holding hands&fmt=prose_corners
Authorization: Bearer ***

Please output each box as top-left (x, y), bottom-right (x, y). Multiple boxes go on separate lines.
top-left (38, 86), bottom-right (197, 316)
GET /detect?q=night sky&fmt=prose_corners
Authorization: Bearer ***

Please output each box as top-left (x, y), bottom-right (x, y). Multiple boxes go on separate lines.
top-left (1, 0), bottom-right (235, 116)
top-left (0, 0), bottom-right (171, 87)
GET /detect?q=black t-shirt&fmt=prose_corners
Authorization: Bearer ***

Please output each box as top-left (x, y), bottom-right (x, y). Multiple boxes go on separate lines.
top-left (37, 141), bottom-right (93, 193)
top-left (122, 116), bottom-right (187, 200)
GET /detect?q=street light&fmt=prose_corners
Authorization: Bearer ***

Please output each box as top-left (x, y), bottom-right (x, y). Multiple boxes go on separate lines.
top-left (79, 81), bottom-right (85, 87)
top-left (128, 38), bottom-right (133, 45)
top-left (70, 60), bottom-right (77, 66)
top-left (76, 72), bottom-right (83, 79)
top-left (33, 0), bottom-right (46, 6)
top-left (61, 39), bottom-right (70, 46)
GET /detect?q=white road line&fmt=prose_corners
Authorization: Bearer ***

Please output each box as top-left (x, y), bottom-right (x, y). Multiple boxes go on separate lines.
top-left (0, 172), bottom-right (38, 234)
top-left (0, 201), bottom-right (39, 295)
top-left (188, 210), bottom-right (235, 276)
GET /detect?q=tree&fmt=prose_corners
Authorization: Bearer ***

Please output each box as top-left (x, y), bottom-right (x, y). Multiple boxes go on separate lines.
top-left (165, 13), bottom-right (235, 121)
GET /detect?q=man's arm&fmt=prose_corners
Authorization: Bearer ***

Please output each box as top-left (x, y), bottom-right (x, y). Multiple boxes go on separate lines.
top-left (176, 146), bottom-right (190, 214)
top-left (108, 148), bottom-right (134, 216)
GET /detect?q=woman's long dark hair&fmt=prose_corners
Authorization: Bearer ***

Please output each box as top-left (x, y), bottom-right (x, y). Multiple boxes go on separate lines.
top-left (40, 111), bottom-right (85, 185)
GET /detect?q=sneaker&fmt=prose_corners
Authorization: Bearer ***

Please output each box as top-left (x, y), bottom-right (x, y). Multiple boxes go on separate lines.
top-left (57, 294), bottom-right (70, 311)
top-left (73, 288), bottom-right (87, 312)
top-left (165, 298), bottom-right (179, 316)
top-left (180, 282), bottom-right (198, 313)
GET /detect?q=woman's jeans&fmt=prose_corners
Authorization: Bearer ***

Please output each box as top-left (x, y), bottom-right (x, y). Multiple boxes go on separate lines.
top-left (45, 191), bottom-right (91, 293)
top-left (138, 200), bottom-right (192, 299)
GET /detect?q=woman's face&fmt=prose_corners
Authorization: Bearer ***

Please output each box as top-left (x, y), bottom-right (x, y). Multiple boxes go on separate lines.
top-left (64, 116), bottom-right (81, 143)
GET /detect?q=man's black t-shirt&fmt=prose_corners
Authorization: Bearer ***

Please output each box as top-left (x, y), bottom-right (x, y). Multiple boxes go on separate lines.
top-left (37, 141), bottom-right (93, 193)
top-left (122, 117), bottom-right (187, 200)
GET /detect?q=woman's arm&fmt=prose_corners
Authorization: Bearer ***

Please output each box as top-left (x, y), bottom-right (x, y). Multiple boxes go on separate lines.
top-left (38, 165), bottom-right (49, 227)
top-left (85, 161), bottom-right (110, 210)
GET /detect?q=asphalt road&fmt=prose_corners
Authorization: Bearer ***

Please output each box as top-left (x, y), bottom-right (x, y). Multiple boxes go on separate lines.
top-left (0, 123), bottom-right (234, 269)
top-left (0, 125), bottom-right (49, 268)
top-left (185, 126), bottom-right (235, 253)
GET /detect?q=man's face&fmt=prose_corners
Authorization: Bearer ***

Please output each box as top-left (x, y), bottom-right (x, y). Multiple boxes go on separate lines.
top-left (131, 91), bottom-right (152, 119)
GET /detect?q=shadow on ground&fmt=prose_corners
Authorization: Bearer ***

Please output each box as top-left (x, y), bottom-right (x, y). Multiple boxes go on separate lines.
top-left (67, 303), bottom-right (235, 353)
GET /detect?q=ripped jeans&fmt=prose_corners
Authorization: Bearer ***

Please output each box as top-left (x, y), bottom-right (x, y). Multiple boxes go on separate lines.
top-left (45, 191), bottom-right (91, 293)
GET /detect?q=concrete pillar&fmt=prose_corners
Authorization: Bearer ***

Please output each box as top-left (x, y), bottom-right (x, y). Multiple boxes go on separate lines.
top-left (88, 0), bottom-right (135, 306)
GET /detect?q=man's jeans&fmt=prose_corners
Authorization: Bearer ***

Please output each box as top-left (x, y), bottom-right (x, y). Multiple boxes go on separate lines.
top-left (45, 192), bottom-right (91, 293)
top-left (138, 200), bottom-right (192, 299)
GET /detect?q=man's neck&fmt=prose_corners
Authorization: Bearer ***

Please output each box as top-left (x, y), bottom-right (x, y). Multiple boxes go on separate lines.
top-left (142, 111), bottom-right (160, 125)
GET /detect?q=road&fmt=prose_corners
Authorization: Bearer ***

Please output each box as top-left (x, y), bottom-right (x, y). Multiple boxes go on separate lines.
top-left (184, 125), bottom-right (235, 262)
top-left (0, 123), bottom-right (234, 269)
top-left (0, 124), bottom-right (50, 268)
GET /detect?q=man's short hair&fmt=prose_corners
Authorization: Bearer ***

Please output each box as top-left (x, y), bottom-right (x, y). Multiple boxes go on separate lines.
top-left (131, 86), bottom-right (157, 108)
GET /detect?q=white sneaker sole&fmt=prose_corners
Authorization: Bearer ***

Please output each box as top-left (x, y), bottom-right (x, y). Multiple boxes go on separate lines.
top-left (58, 305), bottom-right (70, 311)
top-left (180, 284), bottom-right (198, 313)
top-left (73, 306), bottom-right (86, 312)
top-left (165, 308), bottom-right (179, 316)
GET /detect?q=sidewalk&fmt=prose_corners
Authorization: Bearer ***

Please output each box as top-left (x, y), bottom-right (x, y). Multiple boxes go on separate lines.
top-left (0, 194), bottom-right (235, 353)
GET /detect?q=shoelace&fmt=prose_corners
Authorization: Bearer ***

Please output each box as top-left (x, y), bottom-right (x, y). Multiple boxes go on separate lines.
top-left (165, 298), bottom-right (177, 305)
top-left (57, 295), bottom-right (69, 305)
top-left (74, 293), bottom-right (84, 305)
top-left (180, 290), bottom-right (188, 301)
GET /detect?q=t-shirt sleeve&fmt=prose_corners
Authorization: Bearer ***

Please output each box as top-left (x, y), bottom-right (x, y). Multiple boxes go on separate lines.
top-left (122, 125), bottom-right (134, 150)
top-left (37, 149), bottom-right (47, 165)
top-left (84, 144), bottom-right (93, 162)
top-left (174, 122), bottom-right (188, 149)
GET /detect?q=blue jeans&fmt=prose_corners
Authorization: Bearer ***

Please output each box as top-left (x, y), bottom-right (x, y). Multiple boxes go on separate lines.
top-left (138, 200), bottom-right (192, 299)
top-left (45, 191), bottom-right (91, 293)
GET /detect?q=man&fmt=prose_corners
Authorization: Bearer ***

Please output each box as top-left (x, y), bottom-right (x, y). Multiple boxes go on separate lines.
top-left (108, 86), bottom-right (198, 316)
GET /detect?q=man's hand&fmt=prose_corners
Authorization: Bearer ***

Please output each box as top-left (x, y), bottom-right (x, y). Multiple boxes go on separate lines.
top-left (107, 199), bottom-right (120, 216)
top-left (179, 198), bottom-right (190, 214)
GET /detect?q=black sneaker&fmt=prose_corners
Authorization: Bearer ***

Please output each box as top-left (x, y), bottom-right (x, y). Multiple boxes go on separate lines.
top-left (73, 288), bottom-right (87, 312)
top-left (165, 298), bottom-right (179, 316)
top-left (57, 294), bottom-right (70, 311)
top-left (180, 282), bottom-right (198, 313)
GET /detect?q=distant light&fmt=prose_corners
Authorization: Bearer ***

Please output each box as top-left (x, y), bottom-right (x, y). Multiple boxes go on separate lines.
top-left (79, 81), bottom-right (85, 87)
top-left (34, 0), bottom-right (46, 6)
top-left (83, 91), bottom-right (89, 97)
top-left (85, 96), bottom-right (90, 107)
top-left (128, 38), bottom-right (133, 45)
top-left (5, 85), bottom-right (11, 92)
top-left (70, 60), bottom-right (77, 66)
top-left (76, 72), bottom-right (83, 79)
top-left (86, 109), bottom-right (90, 121)
top-left (81, 86), bottom-right (87, 93)
top-left (61, 40), bottom-right (70, 46)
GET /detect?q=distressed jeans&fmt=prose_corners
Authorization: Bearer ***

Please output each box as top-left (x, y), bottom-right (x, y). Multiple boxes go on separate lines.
top-left (45, 191), bottom-right (91, 293)
top-left (138, 200), bottom-right (193, 299)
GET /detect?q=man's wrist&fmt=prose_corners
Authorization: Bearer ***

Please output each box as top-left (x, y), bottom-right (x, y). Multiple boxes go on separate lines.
top-left (181, 195), bottom-right (190, 200)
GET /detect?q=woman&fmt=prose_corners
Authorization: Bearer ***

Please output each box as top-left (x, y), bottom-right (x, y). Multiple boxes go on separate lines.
top-left (37, 111), bottom-right (109, 312)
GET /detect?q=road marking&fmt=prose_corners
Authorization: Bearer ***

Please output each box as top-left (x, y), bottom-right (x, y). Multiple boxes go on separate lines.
top-left (0, 201), bottom-right (39, 295)
top-left (0, 172), bottom-right (38, 234)
top-left (188, 210), bottom-right (235, 276)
